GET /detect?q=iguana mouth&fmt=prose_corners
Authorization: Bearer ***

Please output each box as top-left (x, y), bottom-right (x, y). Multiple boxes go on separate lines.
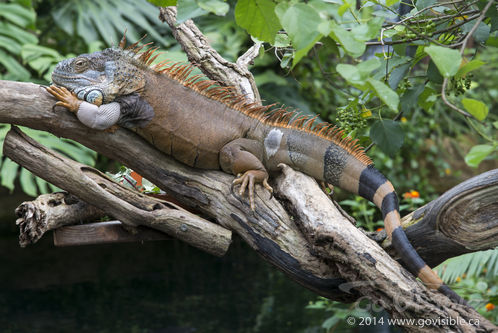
top-left (52, 71), bottom-right (98, 87)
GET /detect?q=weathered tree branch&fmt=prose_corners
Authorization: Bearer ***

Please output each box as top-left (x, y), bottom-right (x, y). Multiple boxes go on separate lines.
top-left (15, 191), bottom-right (104, 247)
top-left (158, 7), bottom-right (262, 103)
top-left (5, 127), bottom-right (231, 256)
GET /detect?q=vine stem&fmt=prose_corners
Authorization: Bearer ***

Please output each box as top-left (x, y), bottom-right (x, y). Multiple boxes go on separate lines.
top-left (441, 0), bottom-right (495, 119)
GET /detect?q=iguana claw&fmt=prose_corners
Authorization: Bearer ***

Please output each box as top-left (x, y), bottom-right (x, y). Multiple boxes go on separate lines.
top-left (232, 170), bottom-right (273, 210)
top-left (46, 85), bottom-right (81, 113)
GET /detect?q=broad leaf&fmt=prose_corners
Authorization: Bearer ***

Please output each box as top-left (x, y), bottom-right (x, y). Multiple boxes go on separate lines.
top-left (400, 84), bottom-right (425, 111)
top-left (198, 0), bottom-right (229, 16)
top-left (367, 78), bottom-right (399, 112)
top-left (148, 0), bottom-right (177, 6)
top-left (418, 86), bottom-right (437, 111)
top-left (336, 64), bottom-right (364, 86)
top-left (464, 144), bottom-right (495, 167)
top-left (0, 158), bottom-right (18, 192)
top-left (176, 0), bottom-right (208, 23)
top-left (235, 0), bottom-right (281, 44)
top-left (329, 24), bottom-right (366, 57)
top-left (279, 4), bottom-right (322, 50)
top-left (370, 119), bottom-right (404, 156)
top-left (456, 59), bottom-right (485, 78)
top-left (293, 35), bottom-right (322, 67)
top-left (424, 45), bottom-right (462, 77)
top-left (19, 168), bottom-right (38, 197)
top-left (461, 98), bottom-right (489, 121)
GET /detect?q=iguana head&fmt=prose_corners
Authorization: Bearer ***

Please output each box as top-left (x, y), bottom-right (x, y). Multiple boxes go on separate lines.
top-left (52, 48), bottom-right (145, 105)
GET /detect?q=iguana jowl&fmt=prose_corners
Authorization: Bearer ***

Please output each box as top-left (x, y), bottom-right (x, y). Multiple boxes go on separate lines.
top-left (47, 39), bottom-right (464, 304)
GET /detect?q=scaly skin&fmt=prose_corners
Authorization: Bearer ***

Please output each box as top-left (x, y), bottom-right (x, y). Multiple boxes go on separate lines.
top-left (47, 45), bottom-right (466, 305)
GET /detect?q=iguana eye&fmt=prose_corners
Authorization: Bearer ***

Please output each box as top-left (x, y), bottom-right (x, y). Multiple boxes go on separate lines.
top-left (73, 58), bottom-right (88, 72)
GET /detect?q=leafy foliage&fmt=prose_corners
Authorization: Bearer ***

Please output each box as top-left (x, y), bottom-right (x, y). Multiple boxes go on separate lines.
top-left (436, 249), bottom-right (498, 322)
top-left (51, 0), bottom-right (172, 47)
top-left (0, 2), bottom-right (36, 81)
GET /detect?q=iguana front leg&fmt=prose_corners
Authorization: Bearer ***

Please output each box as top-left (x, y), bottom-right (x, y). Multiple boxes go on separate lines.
top-left (46, 85), bottom-right (121, 131)
top-left (220, 138), bottom-right (273, 210)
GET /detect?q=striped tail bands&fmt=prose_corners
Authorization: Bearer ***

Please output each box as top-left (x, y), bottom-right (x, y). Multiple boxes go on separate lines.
top-left (357, 165), bottom-right (466, 305)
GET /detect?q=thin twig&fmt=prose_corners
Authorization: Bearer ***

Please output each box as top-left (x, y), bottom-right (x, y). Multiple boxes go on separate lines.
top-left (440, 0), bottom-right (494, 119)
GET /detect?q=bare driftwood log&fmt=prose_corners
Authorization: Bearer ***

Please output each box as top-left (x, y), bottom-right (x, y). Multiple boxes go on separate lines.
top-left (5, 127), bottom-right (231, 257)
top-left (15, 191), bottom-right (104, 247)
top-left (53, 221), bottom-right (171, 247)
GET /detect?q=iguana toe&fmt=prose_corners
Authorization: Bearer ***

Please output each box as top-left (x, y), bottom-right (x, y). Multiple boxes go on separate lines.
top-left (232, 170), bottom-right (271, 210)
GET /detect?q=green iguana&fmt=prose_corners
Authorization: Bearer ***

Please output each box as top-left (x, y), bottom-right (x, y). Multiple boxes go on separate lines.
top-left (46, 38), bottom-right (464, 304)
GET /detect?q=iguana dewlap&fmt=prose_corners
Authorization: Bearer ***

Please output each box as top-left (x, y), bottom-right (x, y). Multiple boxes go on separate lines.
top-left (47, 40), bottom-right (464, 304)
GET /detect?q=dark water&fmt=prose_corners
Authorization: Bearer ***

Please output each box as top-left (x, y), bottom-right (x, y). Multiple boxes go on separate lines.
top-left (0, 192), bottom-right (327, 333)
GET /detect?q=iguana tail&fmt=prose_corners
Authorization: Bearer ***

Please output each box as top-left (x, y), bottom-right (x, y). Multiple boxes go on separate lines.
top-left (342, 163), bottom-right (466, 304)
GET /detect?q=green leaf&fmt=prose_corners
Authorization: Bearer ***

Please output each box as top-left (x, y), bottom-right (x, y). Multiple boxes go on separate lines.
top-left (0, 3), bottom-right (36, 28)
top-left (455, 60), bottom-right (485, 78)
top-left (176, 0), bottom-right (208, 23)
top-left (350, 17), bottom-right (384, 41)
top-left (386, 0), bottom-right (399, 5)
top-left (147, 0), bottom-right (177, 5)
top-left (0, 158), bottom-right (18, 192)
top-left (461, 98), bottom-right (489, 121)
top-left (400, 84), bottom-right (424, 111)
top-left (357, 58), bottom-right (381, 74)
top-left (427, 60), bottom-right (443, 84)
top-left (292, 35), bottom-right (322, 67)
top-left (0, 49), bottom-right (31, 81)
top-left (367, 78), bottom-right (399, 112)
top-left (0, 21), bottom-right (38, 45)
top-left (329, 24), bottom-right (366, 57)
top-left (19, 168), bottom-right (38, 197)
top-left (418, 86), bottom-right (437, 111)
top-left (370, 119), bottom-right (404, 156)
top-left (335, 59), bottom-right (380, 88)
top-left (416, 0), bottom-right (436, 10)
top-left (336, 64), bottom-right (364, 86)
top-left (274, 33), bottom-right (290, 47)
top-left (235, 0), bottom-right (281, 44)
top-left (464, 144), bottom-right (494, 167)
top-left (462, 21), bottom-right (490, 44)
top-left (337, 2), bottom-right (350, 16)
top-left (198, 0), bottom-right (229, 16)
top-left (322, 315), bottom-right (341, 329)
top-left (279, 4), bottom-right (322, 50)
top-left (424, 45), bottom-right (462, 77)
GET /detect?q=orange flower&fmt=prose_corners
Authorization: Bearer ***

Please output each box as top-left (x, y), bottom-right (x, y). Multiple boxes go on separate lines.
top-left (485, 303), bottom-right (495, 311)
top-left (403, 190), bottom-right (420, 199)
top-left (376, 228), bottom-right (384, 232)
top-left (455, 276), bottom-right (461, 282)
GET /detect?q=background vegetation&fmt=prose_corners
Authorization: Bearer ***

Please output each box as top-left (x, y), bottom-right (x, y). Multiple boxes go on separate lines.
top-left (0, 0), bottom-right (496, 331)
